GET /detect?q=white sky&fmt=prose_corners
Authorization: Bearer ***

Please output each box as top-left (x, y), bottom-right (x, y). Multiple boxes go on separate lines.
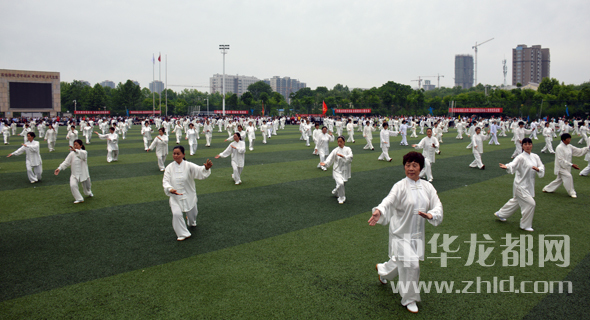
top-left (2, 0), bottom-right (589, 92)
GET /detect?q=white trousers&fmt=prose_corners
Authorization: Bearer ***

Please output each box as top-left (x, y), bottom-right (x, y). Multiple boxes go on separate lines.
top-left (363, 137), bottom-right (374, 149)
top-left (205, 134), bottom-right (212, 146)
top-left (47, 141), bottom-right (55, 151)
top-left (378, 146), bottom-right (391, 161)
top-left (3, 134), bottom-right (9, 144)
top-left (580, 160), bottom-right (590, 176)
top-left (25, 160), bottom-right (42, 183)
top-left (544, 171), bottom-right (576, 196)
top-left (456, 131), bottom-right (463, 139)
top-left (377, 257), bottom-right (421, 306)
top-left (175, 133), bottom-right (181, 144)
top-left (232, 162), bottom-right (243, 184)
top-left (107, 150), bottom-right (119, 162)
top-left (262, 133), bottom-right (267, 144)
top-left (85, 134), bottom-right (91, 144)
top-left (143, 137), bottom-right (151, 150)
top-left (157, 154), bottom-right (167, 170)
top-left (248, 138), bottom-right (254, 150)
top-left (70, 176), bottom-right (92, 201)
top-left (540, 138), bottom-right (555, 153)
top-left (469, 151), bottom-right (483, 168)
top-left (578, 133), bottom-right (588, 145)
top-left (419, 158), bottom-right (433, 180)
top-left (512, 142), bottom-right (522, 158)
top-left (318, 153), bottom-right (327, 169)
top-left (347, 130), bottom-right (355, 142)
top-left (488, 133), bottom-right (499, 145)
top-left (400, 134), bottom-right (408, 145)
top-left (170, 202), bottom-right (198, 238)
top-left (188, 140), bottom-right (197, 155)
top-left (495, 188), bottom-right (536, 229)
top-left (333, 172), bottom-right (346, 202)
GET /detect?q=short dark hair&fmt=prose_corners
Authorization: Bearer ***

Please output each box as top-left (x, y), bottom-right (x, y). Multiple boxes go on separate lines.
top-left (337, 136), bottom-right (345, 143)
top-left (403, 151), bottom-right (425, 170)
top-left (159, 127), bottom-right (166, 134)
top-left (519, 121), bottom-right (525, 126)
top-left (27, 132), bottom-right (36, 138)
top-left (561, 133), bottom-right (571, 141)
top-left (383, 122), bottom-right (389, 127)
top-left (522, 137), bottom-right (533, 145)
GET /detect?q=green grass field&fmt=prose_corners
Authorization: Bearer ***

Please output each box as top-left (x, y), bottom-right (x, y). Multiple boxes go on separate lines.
top-left (1, 124), bottom-right (589, 319)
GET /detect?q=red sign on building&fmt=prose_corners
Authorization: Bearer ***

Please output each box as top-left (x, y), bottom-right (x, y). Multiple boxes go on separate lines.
top-left (297, 114), bottom-right (323, 117)
top-left (74, 111), bottom-right (111, 115)
top-left (214, 110), bottom-right (248, 114)
top-left (448, 108), bottom-right (503, 113)
top-left (334, 109), bottom-right (372, 113)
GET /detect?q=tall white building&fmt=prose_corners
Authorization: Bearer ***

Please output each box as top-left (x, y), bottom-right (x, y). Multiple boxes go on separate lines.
top-left (210, 74), bottom-right (260, 97)
top-left (100, 80), bottom-right (116, 89)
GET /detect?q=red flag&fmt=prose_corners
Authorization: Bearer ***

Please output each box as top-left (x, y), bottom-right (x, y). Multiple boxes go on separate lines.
top-left (322, 101), bottom-right (328, 115)
top-left (158, 53), bottom-right (161, 62)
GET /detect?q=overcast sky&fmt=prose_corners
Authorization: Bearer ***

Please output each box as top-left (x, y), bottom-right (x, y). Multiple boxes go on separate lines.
top-left (2, 0), bottom-right (589, 92)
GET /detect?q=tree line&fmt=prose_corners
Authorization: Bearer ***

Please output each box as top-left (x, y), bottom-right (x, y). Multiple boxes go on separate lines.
top-left (60, 78), bottom-right (590, 118)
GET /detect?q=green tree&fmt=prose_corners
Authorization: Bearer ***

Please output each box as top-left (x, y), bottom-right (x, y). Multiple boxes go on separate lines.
top-left (247, 81), bottom-right (273, 100)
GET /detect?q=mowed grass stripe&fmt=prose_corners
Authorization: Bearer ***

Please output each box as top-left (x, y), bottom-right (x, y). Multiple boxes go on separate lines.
top-left (0, 140), bottom-right (526, 221)
top-left (1, 169), bottom-right (588, 319)
top-left (0, 147), bottom-right (575, 300)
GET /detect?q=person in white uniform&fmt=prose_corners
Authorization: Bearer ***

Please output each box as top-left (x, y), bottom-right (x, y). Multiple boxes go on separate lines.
top-left (163, 145), bottom-right (213, 241)
top-left (316, 126), bottom-right (335, 170)
top-left (469, 127), bottom-right (489, 169)
top-left (320, 136), bottom-right (353, 204)
top-left (147, 128), bottom-right (169, 171)
top-left (215, 132), bottom-right (246, 185)
top-left (203, 120), bottom-right (213, 147)
top-left (19, 124), bottom-right (32, 143)
top-left (368, 151), bottom-right (443, 314)
top-left (540, 122), bottom-right (555, 154)
top-left (141, 122), bottom-right (153, 151)
top-left (245, 121), bottom-right (257, 151)
top-left (54, 139), bottom-right (93, 204)
top-left (399, 120), bottom-right (409, 146)
top-left (511, 122), bottom-right (532, 159)
top-left (363, 121), bottom-right (376, 150)
top-left (95, 127), bottom-right (119, 162)
top-left (378, 122), bottom-right (399, 162)
top-left (172, 121), bottom-right (183, 144)
top-left (412, 128), bottom-right (439, 182)
top-left (346, 119), bottom-right (357, 143)
top-left (7, 131), bottom-right (43, 183)
top-left (494, 138), bottom-right (544, 231)
top-left (66, 125), bottom-right (78, 148)
top-left (185, 123), bottom-right (198, 156)
top-left (542, 133), bottom-right (589, 198)
top-left (44, 124), bottom-right (57, 151)
top-left (2, 121), bottom-right (10, 144)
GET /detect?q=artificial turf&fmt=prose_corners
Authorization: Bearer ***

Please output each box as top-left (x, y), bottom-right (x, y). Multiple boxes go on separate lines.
top-left (1, 124), bottom-right (588, 319)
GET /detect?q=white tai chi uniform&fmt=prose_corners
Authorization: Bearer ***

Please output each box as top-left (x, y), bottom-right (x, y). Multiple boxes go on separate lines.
top-left (149, 134), bottom-right (169, 171)
top-left (578, 126), bottom-right (589, 145)
top-left (203, 123), bottom-right (213, 147)
top-left (540, 127), bottom-right (555, 154)
top-left (2, 125), bottom-right (10, 144)
top-left (363, 125), bottom-right (376, 150)
top-left (378, 129), bottom-right (399, 161)
top-left (469, 132), bottom-right (489, 169)
top-left (580, 138), bottom-right (590, 176)
top-left (511, 127), bottom-right (532, 158)
top-left (488, 123), bottom-right (501, 145)
top-left (44, 128), bottom-right (57, 151)
top-left (246, 126), bottom-right (256, 151)
top-left (346, 122), bottom-right (357, 143)
top-left (57, 149), bottom-right (93, 202)
top-left (172, 125), bottom-right (183, 144)
top-left (414, 136), bottom-right (439, 181)
top-left (97, 132), bottom-right (119, 162)
top-left (141, 125), bottom-right (153, 151)
top-left (10, 140), bottom-right (43, 183)
top-left (495, 152), bottom-right (544, 229)
top-left (543, 141), bottom-right (589, 197)
top-left (374, 177), bottom-right (443, 307)
top-left (185, 128), bottom-right (198, 155)
top-left (19, 127), bottom-right (32, 143)
top-left (162, 160), bottom-right (211, 240)
top-left (66, 129), bottom-right (78, 147)
top-left (261, 124), bottom-right (269, 144)
top-left (323, 145), bottom-right (353, 204)
top-left (316, 132), bottom-right (335, 170)
top-left (399, 124), bottom-right (408, 146)
top-left (218, 140), bottom-right (246, 184)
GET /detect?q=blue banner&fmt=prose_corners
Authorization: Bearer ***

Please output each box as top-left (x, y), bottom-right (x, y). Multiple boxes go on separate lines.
top-left (428, 107), bottom-right (433, 115)
top-left (566, 105), bottom-right (569, 117)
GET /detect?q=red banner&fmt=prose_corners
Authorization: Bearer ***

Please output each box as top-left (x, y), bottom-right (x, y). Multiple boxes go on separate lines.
top-left (448, 108), bottom-right (503, 113)
top-left (297, 114), bottom-right (323, 117)
top-left (74, 111), bottom-right (111, 115)
top-left (129, 110), bottom-right (162, 114)
top-left (214, 110), bottom-right (248, 114)
top-left (335, 109), bottom-right (371, 113)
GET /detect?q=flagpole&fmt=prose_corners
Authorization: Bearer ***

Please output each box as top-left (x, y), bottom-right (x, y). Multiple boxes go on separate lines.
top-left (165, 54), bottom-right (168, 117)
top-left (158, 52), bottom-right (161, 116)
top-left (152, 54), bottom-right (156, 114)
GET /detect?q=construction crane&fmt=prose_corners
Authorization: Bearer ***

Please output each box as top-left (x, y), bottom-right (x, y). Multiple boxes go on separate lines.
top-left (435, 73), bottom-right (444, 88)
top-left (472, 38), bottom-right (494, 87)
top-left (411, 76), bottom-right (436, 89)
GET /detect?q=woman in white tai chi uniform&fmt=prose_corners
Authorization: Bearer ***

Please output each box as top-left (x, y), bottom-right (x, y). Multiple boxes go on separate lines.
top-left (95, 127), bottom-right (119, 162)
top-left (469, 127), bottom-right (489, 170)
top-left (185, 123), bottom-right (198, 156)
top-left (172, 120), bottom-right (183, 144)
top-left (163, 145), bottom-right (213, 241)
top-left (44, 124), bottom-right (57, 151)
top-left (141, 122), bottom-right (153, 151)
top-left (412, 128), bottom-right (439, 182)
top-left (540, 122), bottom-right (555, 154)
top-left (216, 132), bottom-right (246, 185)
top-left (147, 127), bottom-right (169, 171)
top-left (368, 151), bottom-right (443, 314)
top-left (3, 121), bottom-right (11, 144)
top-left (245, 121), bottom-right (256, 151)
top-left (54, 139), bottom-right (93, 204)
top-left (7, 131), bottom-right (43, 183)
top-left (320, 136), bottom-right (353, 204)
top-left (66, 125), bottom-right (78, 147)
top-left (363, 121), bottom-right (376, 150)
top-left (203, 120), bottom-right (213, 147)
top-left (316, 126), bottom-right (335, 171)
top-left (542, 133), bottom-right (589, 198)
top-left (378, 122), bottom-right (399, 162)
top-left (494, 138), bottom-right (544, 231)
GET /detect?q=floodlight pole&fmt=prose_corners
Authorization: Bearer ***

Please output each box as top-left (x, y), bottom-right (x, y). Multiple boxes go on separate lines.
top-left (219, 44), bottom-right (230, 116)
